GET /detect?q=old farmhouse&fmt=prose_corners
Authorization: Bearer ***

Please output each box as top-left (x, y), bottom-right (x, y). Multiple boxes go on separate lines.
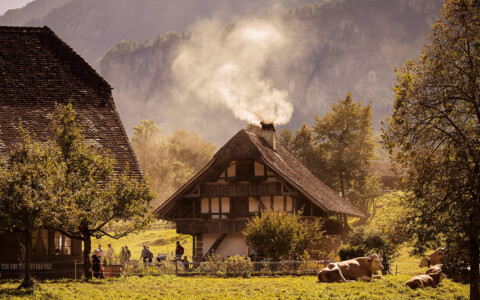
top-left (0, 26), bottom-right (142, 279)
top-left (155, 124), bottom-right (364, 260)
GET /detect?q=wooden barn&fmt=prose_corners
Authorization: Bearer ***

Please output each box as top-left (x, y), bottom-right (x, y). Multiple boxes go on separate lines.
top-left (155, 123), bottom-right (364, 260)
top-left (0, 26), bottom-right (142, 279)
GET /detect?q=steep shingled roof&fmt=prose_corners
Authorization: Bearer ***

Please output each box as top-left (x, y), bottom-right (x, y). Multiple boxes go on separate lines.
top-left (0, 26), bottom-right (141, 177)
top-left (155, 129), bottom-right (364, 218)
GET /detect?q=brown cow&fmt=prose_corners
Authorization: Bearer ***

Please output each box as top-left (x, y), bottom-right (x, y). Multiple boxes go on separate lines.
top-left (419, 248), bottom-right (445, 268)
top-left (318, 254), bottom-right (384, 282)
top-left (406, 272), bottom-right (446, 289)
top-left (426, 264), bottom-right (443, 275)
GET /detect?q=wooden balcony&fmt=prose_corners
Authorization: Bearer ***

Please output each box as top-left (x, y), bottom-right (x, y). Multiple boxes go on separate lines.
top-left (175, 218), bottom-right (248, 234)
top-left (199, 182), bottom-right (283, 198)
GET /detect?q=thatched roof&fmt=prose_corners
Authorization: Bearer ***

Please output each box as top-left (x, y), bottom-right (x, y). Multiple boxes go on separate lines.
top-left (0, 26), bottom-right (141, 177)
top-left (155, 129), bottom-right (364, 218)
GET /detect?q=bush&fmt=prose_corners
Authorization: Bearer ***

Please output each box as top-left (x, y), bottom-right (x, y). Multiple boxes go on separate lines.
top-left (338, 245), bottom-right (366, 261)
top-left (345, 226), bottom-right (400, 263)
top-left (224, 255), bottom-right (254, 277)
top-left (243, 210), bottom-right (324, 261)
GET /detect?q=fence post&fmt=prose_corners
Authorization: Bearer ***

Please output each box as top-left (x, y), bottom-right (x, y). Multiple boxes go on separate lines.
top-left (74, 260), bottom-right (77, 281)
top-left (395, 265), bottom-right (398, 276)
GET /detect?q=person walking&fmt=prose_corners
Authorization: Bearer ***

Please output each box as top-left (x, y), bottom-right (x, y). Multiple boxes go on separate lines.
top-left (125, 246), bottom-right (131, 262)
top-left (175, 241), bottom-right (184, 261)
top-left (91, 249), bottom-right (102, 279)
top-left (140, 245), bottom-right (150, 266)
top-left (106, 244), bottom-right (115, 265)
top-left (120, 247), bottom-right (128, 264)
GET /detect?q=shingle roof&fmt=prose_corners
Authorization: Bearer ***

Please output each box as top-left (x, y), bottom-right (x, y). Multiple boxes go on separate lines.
top-left (155, 129), bottom-right (364, 218)
top-left (0, 26), bottom-right (141, 177)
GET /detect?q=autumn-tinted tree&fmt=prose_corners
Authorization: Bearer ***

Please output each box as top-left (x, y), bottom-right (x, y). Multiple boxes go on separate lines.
top-left (0, 127), bottom-right (64, 288)
top-left (314, 93), bottom-right (375, 227)
top-left (383, 1), bottom-right (480, 298)
top-left (131, 120), bottom-right (215, 207)
top-left (243, 210), bottom-right (323, 261)
top-left (51, 104), bottom-right (154, 279)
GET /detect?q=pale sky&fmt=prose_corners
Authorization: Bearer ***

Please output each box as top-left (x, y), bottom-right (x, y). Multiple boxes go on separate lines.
top-left (0, 0), bottom-right (34, 16)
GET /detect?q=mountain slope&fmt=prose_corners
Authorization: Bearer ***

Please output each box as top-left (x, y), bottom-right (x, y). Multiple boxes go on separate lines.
top-left (0, 0), bottom-right (71, 26)
top-left (16, 0), bottom-right (320, 62)
top-left (100, 0), bottom-right (444, 145)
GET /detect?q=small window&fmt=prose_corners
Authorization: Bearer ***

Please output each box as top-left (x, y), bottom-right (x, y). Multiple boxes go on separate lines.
top-left (54, 232), bottom-right (71, 255)
top-left (273, 196), bottom-right (284, 211)
top-left (227, 162), bottom-right (236, 178)
top-left (32, 229), bottom-right (49, 255)
top-left (211, 198), bottom-right (220, 213)
top-left (286, 196), bottom-right (293, 212)
top-left (254, 162), bottom-right (265, 177)
top-left (201, 198), bottom-right (209, 213)
top-left (221, 197), bottom-right (230, 213)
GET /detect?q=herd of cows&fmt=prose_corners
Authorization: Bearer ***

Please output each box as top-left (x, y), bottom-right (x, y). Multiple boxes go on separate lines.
top-left (317, 248), bottom-right (470, 289)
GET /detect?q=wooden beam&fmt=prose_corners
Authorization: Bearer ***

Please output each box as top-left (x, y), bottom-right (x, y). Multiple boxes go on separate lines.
top-left (252, 197), bottom-right (265, 210)
top-left (204, 233), bottom-right (227, 259)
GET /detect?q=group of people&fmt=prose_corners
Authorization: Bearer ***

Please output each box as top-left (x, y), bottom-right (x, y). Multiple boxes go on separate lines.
top-left (91, 241), bottom-right (188, 278)
top-left (90, 244), bottom-right (132, 279)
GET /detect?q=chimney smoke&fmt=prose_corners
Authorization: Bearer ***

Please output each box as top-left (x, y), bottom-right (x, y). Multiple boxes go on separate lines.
top-left (259, 121), bottom-right (276, 151)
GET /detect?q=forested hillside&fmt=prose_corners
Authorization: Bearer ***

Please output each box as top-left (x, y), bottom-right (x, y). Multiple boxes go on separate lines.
top-left (2, 0), bottom-right (320, 62)
top-left (100, 0), bottom-right (444, 144)
top-left (0, 0), bottom-right (70, 26)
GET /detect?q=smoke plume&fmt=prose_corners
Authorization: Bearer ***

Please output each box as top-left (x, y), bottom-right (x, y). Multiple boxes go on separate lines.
top-left (172, 18), bottom-right (294, 125)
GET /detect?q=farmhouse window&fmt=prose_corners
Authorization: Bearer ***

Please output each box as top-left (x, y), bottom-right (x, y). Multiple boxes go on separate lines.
top-left (217, 161), bottom-right (236, 182)
top-left (200, 197), bottom-right (231, 218)
top-left (254, 161), bottom-right (265, 176)
top-left (32, 229), bottom-right (49, 255)
top-left (54, 232), bottom-right (72, 255)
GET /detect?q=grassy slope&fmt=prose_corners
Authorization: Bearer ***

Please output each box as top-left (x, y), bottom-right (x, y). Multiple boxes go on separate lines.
top-left (91, 228), bottom-right (192, 261)
top-left (0, 275), bottom-right (468, 299)
top-left (0, 228), bottom-right (470, 299)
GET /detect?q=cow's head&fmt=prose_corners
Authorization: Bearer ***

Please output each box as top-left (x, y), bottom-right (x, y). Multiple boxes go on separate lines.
top-left (419, 257), bottom-right (430, 268)
top-left (367, 254), bottom-right (384, 271)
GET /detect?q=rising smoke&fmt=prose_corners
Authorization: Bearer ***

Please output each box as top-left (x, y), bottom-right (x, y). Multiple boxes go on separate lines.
top-left (171, 18), bottom-right (294, 125)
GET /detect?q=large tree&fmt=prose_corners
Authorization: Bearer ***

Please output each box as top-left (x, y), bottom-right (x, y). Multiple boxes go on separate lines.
top-left (383, 0), bottom-right (480, 298)
top-left (0, 127), bottom-right (64, 288)
top-left (51, 104), bottom-right (154, 279)
top-left (314, 93), bottom-right (375, 227)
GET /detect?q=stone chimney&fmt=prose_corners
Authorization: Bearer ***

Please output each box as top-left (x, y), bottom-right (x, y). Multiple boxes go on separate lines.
top-left (259, 122), bottom-right (276, 151)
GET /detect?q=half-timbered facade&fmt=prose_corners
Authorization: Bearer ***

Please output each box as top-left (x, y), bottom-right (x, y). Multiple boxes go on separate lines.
top-left (0, 26), bottom-right (142, 279)
top-left (155, 124), bottom-right (364, 260)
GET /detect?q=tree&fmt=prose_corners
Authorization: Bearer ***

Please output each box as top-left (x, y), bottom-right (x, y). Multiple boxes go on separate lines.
top-left (347, 175), bottom-right (383, 224)
top-left (243, 210), bottom-right (323, 261)
top-left (314, 93), bottom-right (375, 227)
top-left (383, 1), bottom-right (480, 298)
top-left (0, 127), bottom-right (64, 288)
top-left (131, 120), bottom-right (215, 207)
top-left (51, 104), bottom-right (154, 279)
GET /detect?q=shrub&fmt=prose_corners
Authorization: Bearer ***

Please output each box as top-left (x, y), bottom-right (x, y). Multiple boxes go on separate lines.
top-left (338, 245), bottom-right (366, 261)
top-left (346, 226), bottom-right (400, 263)
top-left (197, 254), bottom-right (226, 274)
top-left (243, 210), bottom-right (324, 261)
top-left (224, 256), bottom-right (254, 277)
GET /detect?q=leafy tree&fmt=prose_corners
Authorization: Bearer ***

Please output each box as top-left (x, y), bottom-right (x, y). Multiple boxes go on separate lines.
top-left (0, 127), bottom-right (64, 288)
top-left (382, 1), bottom-right (480, 297)
top-left (314, 93), bottom-right (375, 227)
top-left (131, 120), bottom-right (215, 207)
top-left (347, 175), bottom-right (383, 224)
top-left (50, 104), bottom-right (154, 279)
top-left (243, 210), bottom-right (323, 261)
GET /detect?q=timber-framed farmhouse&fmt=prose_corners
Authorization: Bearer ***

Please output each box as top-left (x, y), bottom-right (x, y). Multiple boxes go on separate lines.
top-left (155, 123), bottom-right (364, 260)
top-left (0, 26), bottom-right (142, 279)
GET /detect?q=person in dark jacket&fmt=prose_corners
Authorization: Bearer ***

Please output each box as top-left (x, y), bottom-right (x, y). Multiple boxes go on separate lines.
top-left (91, 249), bottom-right (102, 279)
top-left (175, 241), bottom-right (184, 261)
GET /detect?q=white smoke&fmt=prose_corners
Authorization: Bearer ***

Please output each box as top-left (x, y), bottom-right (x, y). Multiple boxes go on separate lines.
top-left (172, 18), bottom-right (294, 125)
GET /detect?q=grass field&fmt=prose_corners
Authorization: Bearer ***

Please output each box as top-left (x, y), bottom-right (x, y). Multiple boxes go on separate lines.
top-left (0, 274), bottom-right (469, 299)
top-left (0, 228), bottom-right (470, 299)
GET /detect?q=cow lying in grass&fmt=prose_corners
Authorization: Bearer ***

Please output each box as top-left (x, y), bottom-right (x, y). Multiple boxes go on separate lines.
top-left (427, 263), bottom-right (471, 283)
top-left (419, 248), bottom-right (445, 268)
top-left (317, 254), bottom-right (384, 282)
top-left (406, 272), bottom-right (446, 289)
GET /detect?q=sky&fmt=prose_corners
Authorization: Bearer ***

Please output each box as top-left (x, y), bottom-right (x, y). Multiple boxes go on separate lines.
top-left (0, 0), bottom-right (33, 16)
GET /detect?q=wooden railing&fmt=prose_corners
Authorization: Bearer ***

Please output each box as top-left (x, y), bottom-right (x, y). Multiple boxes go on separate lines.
top-left (175, 218), bottom-right (248, 234)
top-left (200, 182), bottom-right (282, 198)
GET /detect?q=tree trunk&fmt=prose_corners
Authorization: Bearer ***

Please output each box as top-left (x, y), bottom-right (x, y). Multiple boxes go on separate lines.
top-left (339, 173), bottom-right (350, 232)
top-left (83, 235), bottom-right (92, 280)
top-left (470, 232), bottom-right (480, 300)
top-left (19, 230), bottom-right (34, 289)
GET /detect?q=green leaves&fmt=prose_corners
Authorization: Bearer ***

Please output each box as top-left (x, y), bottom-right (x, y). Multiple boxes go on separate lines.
top-left (243, 210), bottom-right (323, 261)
